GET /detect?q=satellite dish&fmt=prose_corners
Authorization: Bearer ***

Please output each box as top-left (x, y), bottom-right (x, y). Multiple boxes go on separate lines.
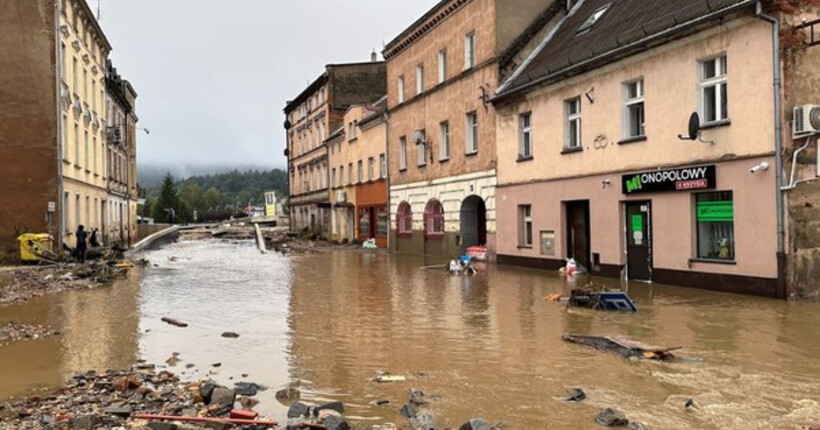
top-left (678, 112), bottom-right (700, 141)
top-left (810, 106), bottom-right (820, 130)
top-left (413, 130), bottom-right (426, 145)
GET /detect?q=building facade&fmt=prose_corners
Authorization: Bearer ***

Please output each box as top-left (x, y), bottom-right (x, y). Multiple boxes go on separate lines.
top-left (327, 99), bottom-right (389, 247)
top-left (493, 0), bottom-right (785, 296)
top-left (285, 62), bottom-right (386, 237)
top-left (104, 60), bottom-right (139, 247)
top-left (0, 0), bottom-right (140, 259)
top-left (384, 0), bottom-right (562, 261)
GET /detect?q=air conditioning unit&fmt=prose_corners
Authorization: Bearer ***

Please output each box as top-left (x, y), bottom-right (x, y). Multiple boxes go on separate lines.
top-left (793, 104), bottom-right (820, 138)
top-left (336, 190), bottom-right (346, 203)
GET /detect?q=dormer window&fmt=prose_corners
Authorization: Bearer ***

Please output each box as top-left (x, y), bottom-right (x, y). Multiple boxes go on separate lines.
top-left (576, 4), bottom-right (610, 35)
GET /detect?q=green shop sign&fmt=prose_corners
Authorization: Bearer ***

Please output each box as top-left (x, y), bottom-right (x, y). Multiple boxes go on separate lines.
top-left (697, 201), bottom-right (734, 222)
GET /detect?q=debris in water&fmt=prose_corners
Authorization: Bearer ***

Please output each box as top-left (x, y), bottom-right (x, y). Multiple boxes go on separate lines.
top-left (160, 317), bottom-right (188, 328)
top-left (684, 398), bottom-right (698, 410)
top-left (595, 408), bottom-right (629, 426)
top-left (565, 388), bottom-right (587, 402)
top-left (221, 331), bottom-right (240, 338)
top-left (374, 373), bottom-right (407, 383)
top-left (561, 334), bottom-right (680, 361)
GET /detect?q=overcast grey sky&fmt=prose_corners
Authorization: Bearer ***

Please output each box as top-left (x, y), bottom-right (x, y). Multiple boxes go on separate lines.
top-left (98, 0), bottom-right (438, 171)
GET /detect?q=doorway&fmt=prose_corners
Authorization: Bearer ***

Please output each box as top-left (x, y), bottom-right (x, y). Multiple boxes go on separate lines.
top-left (459, 195), bottom-right (487, 252)
top-left (625, 201), bottom-right (652, 281)
top-left (565, 201), bottom-right (591, 270)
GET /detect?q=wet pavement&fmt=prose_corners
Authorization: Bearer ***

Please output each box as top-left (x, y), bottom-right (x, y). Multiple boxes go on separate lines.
top-left (1, 239), bottom-right (819, 429)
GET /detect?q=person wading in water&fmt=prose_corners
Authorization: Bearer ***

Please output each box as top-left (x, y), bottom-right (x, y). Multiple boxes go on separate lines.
top-left (75, 225), bottom-right (88, 263)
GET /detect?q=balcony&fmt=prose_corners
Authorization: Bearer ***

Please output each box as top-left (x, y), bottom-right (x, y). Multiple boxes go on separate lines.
top-left (60, 81), bottom-right (70, 112)
top-left (72, 94), bottom-right (82, 116)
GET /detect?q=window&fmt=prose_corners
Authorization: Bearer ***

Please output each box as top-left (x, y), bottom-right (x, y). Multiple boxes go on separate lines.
top-left (565, 97), bottom-right (581, 149)
top-left (398, 76), bottom-right (406, 103)
top-left (331, 168), bottom-right (336, 188)
top-left (519, 205), bottom-right (533, 247)
top-left (439, 121), bottom-right (450, 160)
top-left (359, 208), bottom-right (371, 239)
top-left (368, 157), bottom-right (375, 180)
top-left (348, 162), bottom-right (353, 184)
top-left (84, 130), bottom-right (89, 169)
top-left (348, 120), bottom-right (358, 141)
top-left (696, 191), bottom-right (734, 261)
top-left (396, 201), bottom-right (412, 236)
top-left (72, 57), bottom-right (78, 89)
top-left (63, 192), bottom-right (70, 232)
top-left (73, 123), bottom-right (79, 164)
top-left (519, 112), bottom-right (533, 158)
top-left (83, 69), bottom-right (87, 100)
top-left (699, 55), bottom-right (728, 123)
top-left (399, 136), bottom-right (408, 171)
top-left (423, 199), bottom-right (444, 237)
top-left (624, 79), bottom-right (645, 138)
top-left (577, 4), bottom-right (610, 34)
top-left (357, 160), bottom-right (363, 183)
top-left (60, 43), bottom-right (66, 80)
top-left (377, 207), bottom-right (389, 237)
top-left (417, 129), bottom-right (426, 167)
top-left (416, 64), bottom-right (425, 95)
top-left (339, 166), bottom-right (344, 186)
top-left (464, 32), bottom-right (476, 69)
top-left (379, 153), bottom-right (386, 178)
top-left (465, 111), bottom-right (478, 154)
top-left (438, 49), bottom-right (448, 83)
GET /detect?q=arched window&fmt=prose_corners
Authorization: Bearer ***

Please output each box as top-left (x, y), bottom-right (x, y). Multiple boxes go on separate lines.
top-left (424, 199), bottom-right (444, 237)
top-left (396, 201), bottom-right (412, 237)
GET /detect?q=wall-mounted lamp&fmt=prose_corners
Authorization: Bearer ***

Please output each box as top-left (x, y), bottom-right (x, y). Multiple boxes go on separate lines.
top-left (601, 178), bottom-right (611, 189)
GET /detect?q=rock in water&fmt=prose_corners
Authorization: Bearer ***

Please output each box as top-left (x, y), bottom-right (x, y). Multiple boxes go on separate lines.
top-left (316, 401), bottom-right (345, 415)
top-left (199, 381), bottom-right (216, 404)
top-left (628, 422), bottom-right (652, 430)
top-left (287, 401), bottom-right (311, 418)
top-left (275, 386), bottom-right (301, 405)
top-left (323, 414), bottom-right (351, 430)
top-left (595, 408), bottom-right (629, 427)
top-left (160, 317), bottom-right (188, 328)
top-left (410, 409), bottom-right (437, 430)
top-left (210, 388), bottom-right (236, 407)
top-left (221, 332), bottom-right (240, 338)
top-left (566, 388), bottom-right (586, 402)
top-left (460, 418), bottom-right (492, 430)
top-left (233, 382), bottom-right (259, 396)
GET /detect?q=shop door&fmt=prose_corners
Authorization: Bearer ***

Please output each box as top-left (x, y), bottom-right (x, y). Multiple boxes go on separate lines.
top-left (565, 201), bottom-right (591, 270)
top-left (625, 201), bottom-right (652, 281)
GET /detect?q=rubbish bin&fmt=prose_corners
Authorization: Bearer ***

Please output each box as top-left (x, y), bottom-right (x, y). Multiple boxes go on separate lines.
top-left (18, 233), bottom-right (53, 262)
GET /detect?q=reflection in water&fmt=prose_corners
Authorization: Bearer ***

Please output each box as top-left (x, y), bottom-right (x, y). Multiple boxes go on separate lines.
top-left (1, 243), bottom-right (820, 429)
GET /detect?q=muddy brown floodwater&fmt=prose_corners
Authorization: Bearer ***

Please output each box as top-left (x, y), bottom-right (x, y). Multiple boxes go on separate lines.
top-left (1, 239), bottom-right (819, 429)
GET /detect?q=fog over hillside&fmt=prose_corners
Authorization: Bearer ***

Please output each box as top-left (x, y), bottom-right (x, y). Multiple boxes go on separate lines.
top-left (138, 162), bottom-right (285, 187)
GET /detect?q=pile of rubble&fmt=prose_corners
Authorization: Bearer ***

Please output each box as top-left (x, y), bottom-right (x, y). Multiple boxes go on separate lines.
top-left (0, 367), bottom-right (275, 430)
top-left (0, 321), bottom-right (58, 346)
top-left (0, 262), bottom-right (129, 305)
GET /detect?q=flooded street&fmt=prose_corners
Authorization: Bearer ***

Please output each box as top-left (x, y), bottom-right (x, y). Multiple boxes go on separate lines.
top-left (1, 239), bottom-right (820, 429)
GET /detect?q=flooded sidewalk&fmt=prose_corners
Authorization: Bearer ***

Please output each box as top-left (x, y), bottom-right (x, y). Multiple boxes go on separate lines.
top-left (1, 239), bottom-right (819, 429)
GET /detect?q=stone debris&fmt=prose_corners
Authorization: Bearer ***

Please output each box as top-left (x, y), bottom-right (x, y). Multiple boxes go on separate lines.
top-left (0, 368), bottom-right (274, 429)
top-left (0, 261), bottom-right (131, 305)
top-left (284, 399), bottom-right (353, 430)
top-left (221, 332), bottom-right (240, 338)
top-left (565, 387), bottom-right (586, 402)
top-left (595, 408), bottom-right (629, 427)
top-left (0, 321), bottom-right (58, 346)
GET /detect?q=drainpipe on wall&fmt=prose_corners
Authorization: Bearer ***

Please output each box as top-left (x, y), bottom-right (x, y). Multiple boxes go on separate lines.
top-left (756, 1), bottom-right (787, 298)
top-left (384, 110), bottom-right (390, 251)
top-left (54, 0), bottom-right (65, 249)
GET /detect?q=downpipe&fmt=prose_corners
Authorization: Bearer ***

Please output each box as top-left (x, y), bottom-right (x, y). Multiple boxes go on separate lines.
top-left (55, 0), bottom-right (65, 248)
top-left (756, 2), bottom-right (787, 297)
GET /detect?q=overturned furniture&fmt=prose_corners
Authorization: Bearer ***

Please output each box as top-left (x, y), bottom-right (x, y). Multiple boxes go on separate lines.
top-left (562, 334), bottom-right (680, 361)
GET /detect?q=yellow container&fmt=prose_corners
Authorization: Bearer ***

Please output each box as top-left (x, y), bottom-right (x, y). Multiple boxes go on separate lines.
top-left (17, 233), bottom-right (53, 262)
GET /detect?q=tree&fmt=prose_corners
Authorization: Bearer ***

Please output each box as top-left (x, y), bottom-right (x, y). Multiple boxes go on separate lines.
top-left (152, 173), bottom-right (179, 223)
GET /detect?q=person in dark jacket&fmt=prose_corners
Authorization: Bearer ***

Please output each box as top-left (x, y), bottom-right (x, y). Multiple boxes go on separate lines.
top-left (75, 225), bottom-right (87, 263)
top-left (89, 228), bottom-right (100, 248)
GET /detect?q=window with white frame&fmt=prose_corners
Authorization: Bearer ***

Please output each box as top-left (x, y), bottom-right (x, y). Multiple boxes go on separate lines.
top-left (623, 79), bottom-right (645, 138)
top-left (438, 49), bottom-right (447, 83)
top-left (699, 55), bottom-right (728, 123)
top-left (348, 120), bottom-right (358, 141)
top-left (416, 64), bottom-right (425, 95)
top-left (416, 129), bottom-right (427, 167)
top-left (439, 121), bottom-right (450, 160)
top-left (398, 76), bottom-right (406, 103)
top-left (379, 153), bottom-right (386, 178)
top-left (466, 111), bottom-right (478, 154)
top-left (368, 157), bottom-right (375, 180)
top-left (464, 32), bottom-right (476, 69)
top-left (399, 136), bottom-right (407, 171)
top-left (519, 205), bottom-right (532, 247)
top-left (519, 112), bottom-right (533, 158)
top-left (565, 97), bottom-right (581, 149)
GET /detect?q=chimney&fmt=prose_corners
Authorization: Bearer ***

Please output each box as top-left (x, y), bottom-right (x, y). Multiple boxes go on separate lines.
top-left (371, 50), bottom-right (378, 62)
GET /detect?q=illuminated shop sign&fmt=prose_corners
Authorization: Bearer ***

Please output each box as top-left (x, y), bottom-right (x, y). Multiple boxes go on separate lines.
top-left (622, 165), bottom-right (716, 195)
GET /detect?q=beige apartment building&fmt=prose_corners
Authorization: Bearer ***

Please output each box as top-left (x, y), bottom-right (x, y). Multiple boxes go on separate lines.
top-left (384, 0), bottom-right (564, 260)
top-left (285, 61), bottom-right (386, 237)
top-left (492, 0), bottom-right (793, 296)
top-left (327, 98), bottom-right (389, 247)
top-left (0, 0), bottom-right (139, 260)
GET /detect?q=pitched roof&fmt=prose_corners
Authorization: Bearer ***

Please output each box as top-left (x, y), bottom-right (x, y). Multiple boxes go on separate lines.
top-left (497, 0), bottom-right (755, 98)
